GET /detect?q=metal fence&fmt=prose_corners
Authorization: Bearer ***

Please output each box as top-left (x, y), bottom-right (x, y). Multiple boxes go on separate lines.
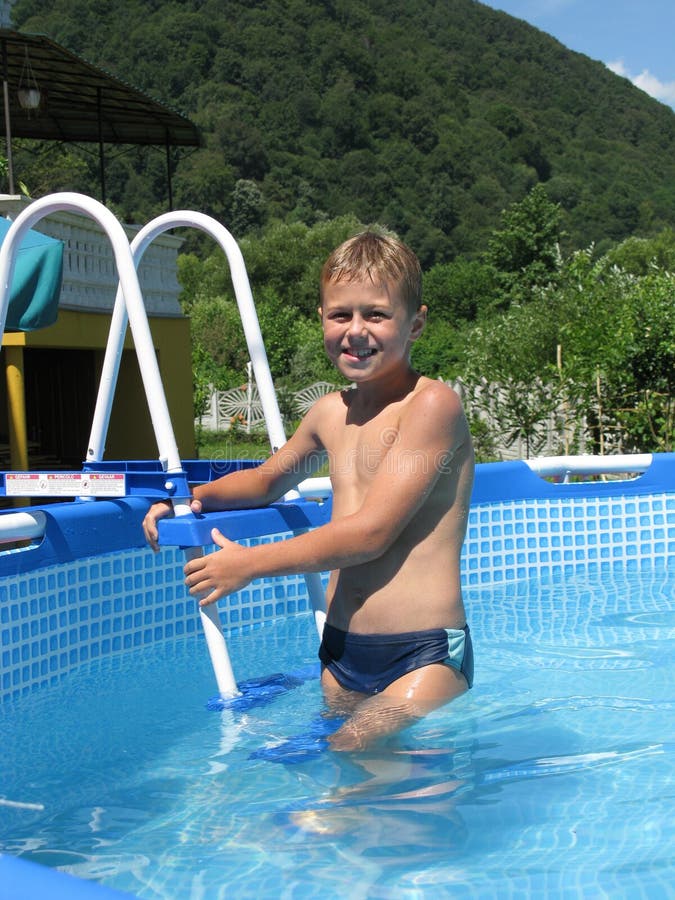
top-left (198, 376), bottom-right (598, 460)
top-left (447, 377), bottom-right (590, 460)
top-left (197, 380), bottom-right (339, 433)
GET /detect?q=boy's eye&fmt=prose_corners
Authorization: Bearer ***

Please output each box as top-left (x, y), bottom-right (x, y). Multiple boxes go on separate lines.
top-left (325, 309), bottom-right (389, 321)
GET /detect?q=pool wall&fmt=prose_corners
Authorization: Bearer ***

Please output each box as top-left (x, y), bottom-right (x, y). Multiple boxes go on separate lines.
top-left (2, 454), bottom-right (674, 705)
top-left (465, 454), bottom-right (675, 585)
top-left (0, 497), bottom-right (314, 703)
top-left (1, 453), bottom-right (675, 897)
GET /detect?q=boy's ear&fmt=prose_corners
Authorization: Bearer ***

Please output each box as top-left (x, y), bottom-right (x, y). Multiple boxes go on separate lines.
top-left (409, 305), bottom-right (427, 342)
top-left (317, 306), bottom-right (323, 321)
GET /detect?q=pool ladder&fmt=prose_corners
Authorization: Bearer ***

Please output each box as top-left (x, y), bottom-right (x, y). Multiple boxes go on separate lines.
top-left (0, 192), bottom-right (327, 699)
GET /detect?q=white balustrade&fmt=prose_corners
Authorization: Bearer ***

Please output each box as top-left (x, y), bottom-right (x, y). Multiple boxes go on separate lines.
top-left (0, 195), bottom-right (183, 316)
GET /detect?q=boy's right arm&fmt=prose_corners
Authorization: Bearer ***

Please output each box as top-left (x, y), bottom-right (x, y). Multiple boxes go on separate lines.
top-left (142, 401), bottom-right (327, 551)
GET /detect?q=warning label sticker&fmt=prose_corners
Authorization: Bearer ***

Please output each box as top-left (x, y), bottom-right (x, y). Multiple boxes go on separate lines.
top-left (5, 472), bottom-right (126, 497)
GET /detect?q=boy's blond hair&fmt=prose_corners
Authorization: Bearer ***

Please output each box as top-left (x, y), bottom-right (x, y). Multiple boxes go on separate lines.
top-left (320, 231), bottom-right (422, 314)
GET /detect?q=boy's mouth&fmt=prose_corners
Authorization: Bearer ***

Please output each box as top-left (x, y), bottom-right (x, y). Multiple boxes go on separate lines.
top-left (343, 347), bottom-right (377, 359)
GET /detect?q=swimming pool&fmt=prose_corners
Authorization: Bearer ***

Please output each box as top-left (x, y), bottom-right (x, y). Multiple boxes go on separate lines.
top-left (1, 454), bottom-right (674, 898)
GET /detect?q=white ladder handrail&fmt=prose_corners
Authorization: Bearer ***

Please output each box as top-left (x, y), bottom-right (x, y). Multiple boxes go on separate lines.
top-left (84, 210), bottom-right (293, 697)
top-left (84, 207), bottom-right (326, 684)
top-left (87, 210), bottom-right (288, 464)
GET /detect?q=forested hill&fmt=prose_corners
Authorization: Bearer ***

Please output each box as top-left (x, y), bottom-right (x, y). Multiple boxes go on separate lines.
top-left (11, 0), bottom-right (675, 263)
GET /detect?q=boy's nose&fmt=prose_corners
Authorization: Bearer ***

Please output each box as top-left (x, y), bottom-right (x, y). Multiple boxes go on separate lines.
top-left (347, 316), bottom-right (367, 336)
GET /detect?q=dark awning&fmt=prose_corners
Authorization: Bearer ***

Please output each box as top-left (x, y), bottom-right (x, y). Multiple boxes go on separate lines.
top-left (0, 29), bottom-right (201, 147)
top-left (0, 216), bottom-right (63, 331)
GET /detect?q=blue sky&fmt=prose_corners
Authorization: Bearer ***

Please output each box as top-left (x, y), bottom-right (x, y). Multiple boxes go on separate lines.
top-left (479, 0), bottom-right (675, 108)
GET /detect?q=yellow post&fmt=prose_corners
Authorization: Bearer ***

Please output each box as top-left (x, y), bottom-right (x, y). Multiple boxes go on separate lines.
top-left (4, 345), bottom-right (30, 507)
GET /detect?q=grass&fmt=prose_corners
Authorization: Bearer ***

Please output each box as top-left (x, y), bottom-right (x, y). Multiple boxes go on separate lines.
top-left (194, 428), bottom-right (273, 462)
top-left (194, 427), bottom-right (330, 476)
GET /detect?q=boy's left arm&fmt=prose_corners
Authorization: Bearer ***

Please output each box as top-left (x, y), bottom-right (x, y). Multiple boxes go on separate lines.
top-left (185, 384), bottom-right (470, 606)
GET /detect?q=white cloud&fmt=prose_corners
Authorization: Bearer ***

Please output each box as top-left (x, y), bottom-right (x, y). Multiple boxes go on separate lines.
top-left (607, 59), bottom-right (629, 79)
top-left (606, 59), bottom-right (675, 107)
top-left (633, 70), bottom-right (675, 105)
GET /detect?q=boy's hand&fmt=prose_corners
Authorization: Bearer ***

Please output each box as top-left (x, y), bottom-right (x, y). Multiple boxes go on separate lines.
top-left (142, 500), bottom-right (173, 551)
top-left (184, 528), bottom-right (251, 607)
top-left (142, 497), bottom-right (203, 551)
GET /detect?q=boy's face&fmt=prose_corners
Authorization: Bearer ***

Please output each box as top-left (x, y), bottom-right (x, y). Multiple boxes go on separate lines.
top-left (319, 277), bottom-right (426, 384)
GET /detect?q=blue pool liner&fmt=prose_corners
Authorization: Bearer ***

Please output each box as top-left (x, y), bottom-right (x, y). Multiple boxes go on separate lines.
top-left (0, 854), bottom-right (133, 899)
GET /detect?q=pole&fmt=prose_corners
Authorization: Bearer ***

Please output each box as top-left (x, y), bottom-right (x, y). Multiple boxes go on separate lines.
top-left (165, 132), bottom-right (173, 211)
top-left (97, 87), bottom-right (106, 205)
top-left (2, 39), bottom-right (15, 194)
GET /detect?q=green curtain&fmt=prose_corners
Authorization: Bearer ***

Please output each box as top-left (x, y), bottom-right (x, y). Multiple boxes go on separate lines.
top-left (0, 217), bottom-right (64, 331)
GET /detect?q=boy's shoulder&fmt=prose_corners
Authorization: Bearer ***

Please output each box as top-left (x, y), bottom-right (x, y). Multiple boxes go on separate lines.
top-left (399, 378), bottom-right (470, 448)
top-left (412, 375), bottom-right (459, 398)
top-left (406, 376), bottom-right (464, 416)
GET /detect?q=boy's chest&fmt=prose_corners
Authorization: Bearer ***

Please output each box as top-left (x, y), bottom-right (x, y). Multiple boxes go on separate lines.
top-left (324, 410), bottom-right (402, 484)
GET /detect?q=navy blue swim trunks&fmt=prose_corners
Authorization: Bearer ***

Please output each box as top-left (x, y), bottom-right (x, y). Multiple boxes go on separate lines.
top-left (319, 623), bottom-right (474, 695)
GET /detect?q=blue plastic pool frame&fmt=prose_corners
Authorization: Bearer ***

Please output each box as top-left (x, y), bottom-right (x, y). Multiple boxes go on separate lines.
top-left (1, 453), bottom-right (674, 898)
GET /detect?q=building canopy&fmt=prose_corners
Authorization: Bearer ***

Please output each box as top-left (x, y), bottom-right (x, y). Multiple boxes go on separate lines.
top-left (0, 28), bottom-right (201, 201)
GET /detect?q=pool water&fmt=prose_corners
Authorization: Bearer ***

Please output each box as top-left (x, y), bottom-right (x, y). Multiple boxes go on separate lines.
top-left (1, 563), bottom-right (674, 899)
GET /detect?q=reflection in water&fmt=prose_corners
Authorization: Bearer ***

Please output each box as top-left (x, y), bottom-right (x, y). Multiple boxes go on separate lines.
top-left (1, 567), bottom-right (674, 897)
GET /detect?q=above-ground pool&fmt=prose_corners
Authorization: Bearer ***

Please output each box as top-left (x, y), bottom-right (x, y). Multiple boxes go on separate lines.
top-left (1, 455), bottom-right (674, 898)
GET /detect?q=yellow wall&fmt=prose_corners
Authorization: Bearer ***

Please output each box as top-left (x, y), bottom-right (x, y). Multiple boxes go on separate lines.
top-left (2, 309), bottom-right (196, 462)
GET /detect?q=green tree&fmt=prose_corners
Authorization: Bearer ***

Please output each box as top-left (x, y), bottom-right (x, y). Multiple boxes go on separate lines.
top-left (254, 286), bottom-right (301, 378)
top-left (10, 141), bottom-right (89, 197)
top-left (485, 184), bottom-right (564, 307)
top-left (172, 150), bottom-right (236, 224)
top-left (423, 258), bottom-right (497, 322)
top-left (14, 0), bottom-right (675, 264)
top-left (237, 215), bottom-right (365, 316)
top-left (543, 250), bottom-right (632, 453)
top-left (617, 270), bottom-right (675, 450)
top-left (229, 179), bottom-right (267, 235)
top-left (469, 247), bottom-right (675, 455)
top-left (188, 296), bottom-right (249, 389)
top-left (464, 302), bottom-right (562, 457)
top-left (411, 317), bottom-right (467, 381)
top-left (604, 228), bottom-right (675, 275)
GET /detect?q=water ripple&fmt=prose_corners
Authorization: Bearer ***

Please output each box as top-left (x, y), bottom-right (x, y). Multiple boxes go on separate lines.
top-left (479, 742), bottom-right (667, 785)
top-left (495, 694), bottom-right (675, 722)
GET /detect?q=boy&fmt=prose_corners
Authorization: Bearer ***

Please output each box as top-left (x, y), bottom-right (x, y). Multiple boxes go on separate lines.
top-left (143, 231), bottom-right (475, 751)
